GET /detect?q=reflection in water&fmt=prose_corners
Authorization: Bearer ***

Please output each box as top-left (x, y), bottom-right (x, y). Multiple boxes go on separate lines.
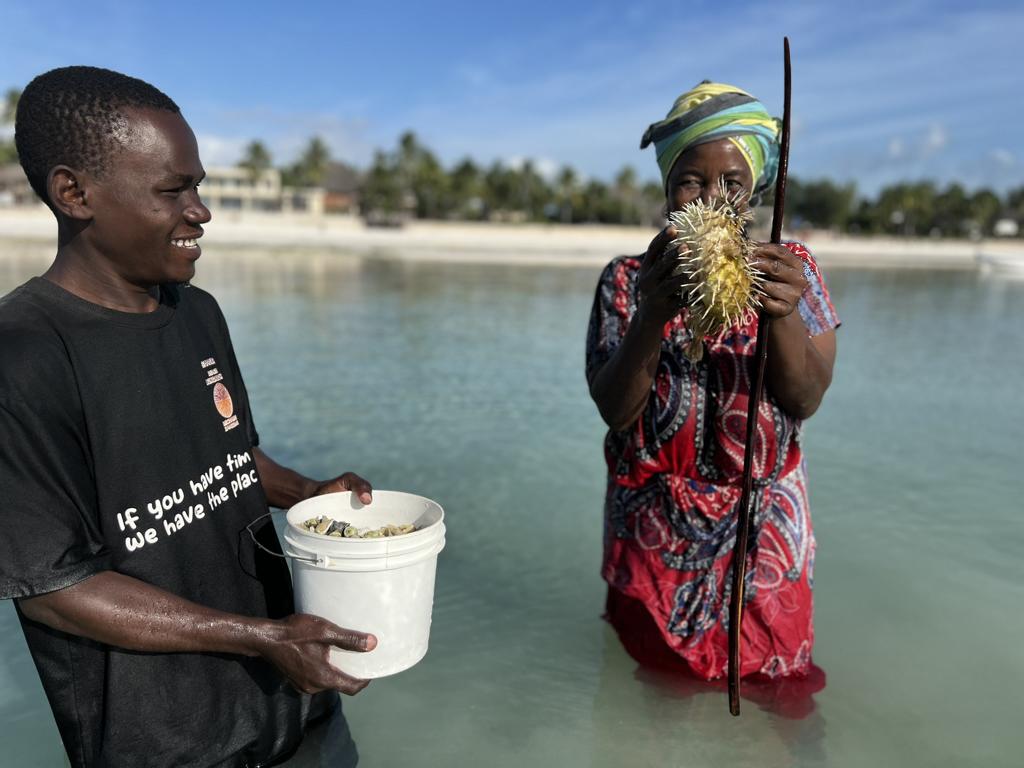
top-left (591, 624), bottom-right (827, 768)
top-left (604, 585), bottom-right (827, 721)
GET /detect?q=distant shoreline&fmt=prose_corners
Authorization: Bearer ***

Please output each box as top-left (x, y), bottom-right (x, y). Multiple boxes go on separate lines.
top-left (2, 207), bottom-right (1021, 270)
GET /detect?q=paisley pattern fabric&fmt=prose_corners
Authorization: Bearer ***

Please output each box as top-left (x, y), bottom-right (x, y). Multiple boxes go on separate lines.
top-left (586, 242), bottom-right (839, 679)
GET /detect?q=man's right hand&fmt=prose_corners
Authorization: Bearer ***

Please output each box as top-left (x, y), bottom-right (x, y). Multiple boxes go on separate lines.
top-left (636, 225), bottom-right (690, 328)
top-left (17, 571), bottom-right (377, 697)
top-left (256, 613), bottom-right (376, 696)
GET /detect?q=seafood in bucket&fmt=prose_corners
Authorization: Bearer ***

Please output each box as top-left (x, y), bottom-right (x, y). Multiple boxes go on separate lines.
top-left (299, 515), bottom-right (417, 538)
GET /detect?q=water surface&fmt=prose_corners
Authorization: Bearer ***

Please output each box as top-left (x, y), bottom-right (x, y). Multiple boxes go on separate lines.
top-left (1, 243), bottom-right (1021, 767)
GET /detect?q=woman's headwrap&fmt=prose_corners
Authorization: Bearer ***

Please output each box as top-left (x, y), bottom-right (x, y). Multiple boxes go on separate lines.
top-left (641, 81), bottom-right (782, 197)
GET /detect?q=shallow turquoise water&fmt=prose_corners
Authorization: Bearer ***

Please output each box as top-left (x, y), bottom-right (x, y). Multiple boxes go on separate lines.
top-left (1, 246), bottom-right (1022, 767)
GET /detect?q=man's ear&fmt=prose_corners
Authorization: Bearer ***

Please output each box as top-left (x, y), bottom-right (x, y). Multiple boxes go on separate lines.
top-left (47, 166), bottom-right (94, 221)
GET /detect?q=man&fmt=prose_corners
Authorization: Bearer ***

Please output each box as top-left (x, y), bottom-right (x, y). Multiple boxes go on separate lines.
top-left (0, 66), bottom-right (375, 767)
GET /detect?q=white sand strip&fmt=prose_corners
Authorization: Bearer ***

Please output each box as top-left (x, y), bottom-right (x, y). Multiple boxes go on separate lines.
top-left (2, 208), bottom-right (1020, 270)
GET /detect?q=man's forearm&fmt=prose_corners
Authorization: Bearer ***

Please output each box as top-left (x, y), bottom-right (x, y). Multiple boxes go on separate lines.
top-left (17, 571), bottom-right (276, 656)
top-left (253, 447), bottom-right (318, 509)
top-left (17, 570), bottom-right (377, 695)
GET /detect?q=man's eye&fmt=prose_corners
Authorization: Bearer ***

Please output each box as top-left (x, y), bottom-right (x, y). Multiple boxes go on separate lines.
top-left (161, 183), bottom-right (199, 195)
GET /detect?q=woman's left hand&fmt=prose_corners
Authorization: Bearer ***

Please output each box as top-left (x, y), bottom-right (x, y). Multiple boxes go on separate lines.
top-left (750, 243), bottom-right (808, 319)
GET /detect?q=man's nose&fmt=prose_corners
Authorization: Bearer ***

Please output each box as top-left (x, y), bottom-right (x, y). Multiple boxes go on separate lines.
top-left (185, 197), bottom-right (212, 225)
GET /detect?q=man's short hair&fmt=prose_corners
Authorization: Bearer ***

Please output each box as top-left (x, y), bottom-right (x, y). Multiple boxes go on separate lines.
top-left (15, 66), bottom-right (180, 206)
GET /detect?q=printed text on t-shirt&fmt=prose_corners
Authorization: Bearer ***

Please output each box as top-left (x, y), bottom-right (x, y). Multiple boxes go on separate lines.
top-left (115, 451), bottom-right (260, 553)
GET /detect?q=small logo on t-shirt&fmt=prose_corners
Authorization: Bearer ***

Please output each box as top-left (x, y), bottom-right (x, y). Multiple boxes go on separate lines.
top-left (202, 358), bottom-right (239, 432)
top-left (213, 382), bottom-right (234, 418)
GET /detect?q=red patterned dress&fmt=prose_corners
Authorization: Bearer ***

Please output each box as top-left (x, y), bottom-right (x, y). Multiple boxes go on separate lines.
top-left (586, 242), bottom-right (839, 680)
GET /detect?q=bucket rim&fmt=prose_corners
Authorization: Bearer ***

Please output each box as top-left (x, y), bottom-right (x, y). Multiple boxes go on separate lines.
top-left (285, 489), bottom-right (444, 545)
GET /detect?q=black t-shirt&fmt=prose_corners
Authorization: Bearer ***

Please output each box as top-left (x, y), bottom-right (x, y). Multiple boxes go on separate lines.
top-left (0, 278), bottom-right (329, 768)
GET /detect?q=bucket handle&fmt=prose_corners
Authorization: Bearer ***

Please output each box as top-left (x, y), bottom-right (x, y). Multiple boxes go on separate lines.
top-left (245, 512), bottom-right (321, 565)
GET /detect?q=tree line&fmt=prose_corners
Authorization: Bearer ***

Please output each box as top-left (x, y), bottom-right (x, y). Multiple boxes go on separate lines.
top-left (1, 83), bottom-right (1021, 237)
top-left (244, 131), bottom-right (1024, 237)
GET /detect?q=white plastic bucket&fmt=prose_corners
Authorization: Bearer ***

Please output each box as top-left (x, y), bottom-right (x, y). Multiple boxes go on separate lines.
top-left (283, 490), bottom-right (445, 679)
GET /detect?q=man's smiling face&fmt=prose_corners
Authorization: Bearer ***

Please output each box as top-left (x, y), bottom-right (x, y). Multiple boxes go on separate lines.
top-left (85, 107), bottom-right (211, 287)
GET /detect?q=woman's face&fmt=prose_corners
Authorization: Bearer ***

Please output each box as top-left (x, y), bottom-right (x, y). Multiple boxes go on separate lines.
top-left (666, 138), bottom-right (754, 214)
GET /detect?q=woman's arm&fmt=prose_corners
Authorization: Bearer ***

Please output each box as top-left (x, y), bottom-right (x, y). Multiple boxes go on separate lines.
top-left (752, 244), bottom-right (837, 419)
top-left (589, 227), bottom-right (689, 432)
top-left (589, 307), bottom-right (667, 432)
top-left (17, 571), bottom-right (375, 695)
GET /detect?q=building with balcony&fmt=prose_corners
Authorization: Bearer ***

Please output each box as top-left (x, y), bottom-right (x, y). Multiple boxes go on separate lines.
top-left (200, 167), bottom-right (326, 215)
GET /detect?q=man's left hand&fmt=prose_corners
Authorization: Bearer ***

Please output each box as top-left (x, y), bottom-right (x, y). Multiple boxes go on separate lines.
top-left (313, 473), bottom-right (373, 505)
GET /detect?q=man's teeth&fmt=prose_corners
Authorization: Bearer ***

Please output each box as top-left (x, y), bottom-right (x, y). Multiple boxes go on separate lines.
top-left (172, 238), bottom-right (199, 248)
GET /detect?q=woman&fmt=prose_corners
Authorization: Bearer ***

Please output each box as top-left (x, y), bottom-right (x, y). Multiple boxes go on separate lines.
top-left (586, 82), bottom-right (839, 680)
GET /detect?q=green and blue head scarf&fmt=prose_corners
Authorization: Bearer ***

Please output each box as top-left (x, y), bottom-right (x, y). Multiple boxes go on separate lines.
top-left (640, 81), bottom-right (782, 197)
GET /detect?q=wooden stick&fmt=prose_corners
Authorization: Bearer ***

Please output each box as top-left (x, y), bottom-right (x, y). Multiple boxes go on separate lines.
top-left (727, 36), bottom-right (792, 717)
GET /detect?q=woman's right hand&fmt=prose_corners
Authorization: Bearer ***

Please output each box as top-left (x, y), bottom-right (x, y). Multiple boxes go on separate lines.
top-left (636, 226), bottom-right (690, 328)
top-left (257, 613), bottom-right (377, 696)
top-left (589, 227), bottom-right (689, 431)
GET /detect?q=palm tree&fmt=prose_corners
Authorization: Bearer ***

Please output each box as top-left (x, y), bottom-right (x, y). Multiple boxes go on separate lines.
top-left (290, 137), bottom-right (331, 187)
top-left (237, 140), bottom-right (272, 183)
top-left (1, 88), bottom-right (19, 124)
top-left (614, 166), bottom-right (640, 224)
top-left (450, 158), bottom-right (483, 218)
top-left (556, 166), bottom-right (578, 223)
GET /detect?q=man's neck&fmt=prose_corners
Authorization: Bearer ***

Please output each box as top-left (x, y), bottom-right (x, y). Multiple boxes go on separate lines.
top-left (46, 232), bottom-right (160, 314)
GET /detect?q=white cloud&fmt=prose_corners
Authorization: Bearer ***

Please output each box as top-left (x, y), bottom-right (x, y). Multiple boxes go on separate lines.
top-left (991, 148), bottom-right (1015, 167)
top-left (499, 155), bottom-right (558, 180)
top-left (197, 134), bottom-right (248, 166)
top-left (923, 123), bottom-right (948, 153)
top-left (195, 107), bottom-right (374, 170)
top-left (888, 138), bottom-right (905, 159)
top-left (534, 157), bottom-right (559, 180)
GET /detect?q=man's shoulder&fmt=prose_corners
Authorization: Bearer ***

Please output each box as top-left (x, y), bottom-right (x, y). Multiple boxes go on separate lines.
top-left (173, 283), bottom-right (225, 322)
top-left (0, 278), bottom-right (50, 321)
top-left (0, 284), bottom-right (74, 402)
top-left (0, 281), bottom-right (67, 361)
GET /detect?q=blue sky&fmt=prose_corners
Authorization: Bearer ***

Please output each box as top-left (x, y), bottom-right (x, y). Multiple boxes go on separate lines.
top-left (2, 0), bottom-right (1022, 196)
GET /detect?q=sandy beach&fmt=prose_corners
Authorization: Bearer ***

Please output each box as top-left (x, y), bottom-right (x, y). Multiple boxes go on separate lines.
top-left (1, 207), bottom-right (1021, 270)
